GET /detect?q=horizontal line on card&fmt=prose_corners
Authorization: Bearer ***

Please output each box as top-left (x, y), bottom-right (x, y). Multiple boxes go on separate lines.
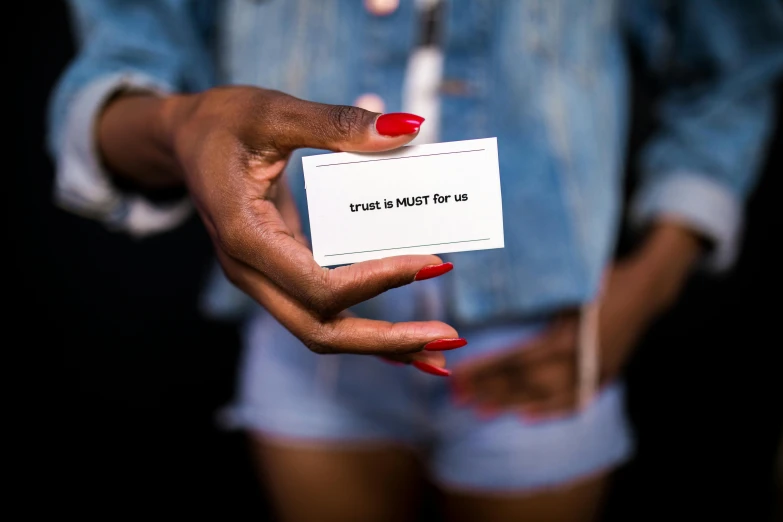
top-left (316, 149), bottom-right (485, 167)
top-left (324, 238), bottom-right (491, 257)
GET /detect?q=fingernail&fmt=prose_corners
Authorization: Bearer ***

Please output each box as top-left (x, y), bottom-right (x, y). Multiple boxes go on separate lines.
top-left (414, 262), bottom-right (453, 281)
top-left (375, 113), bottom-right (425, 137)
top-left (412, 361), bottom-right (451, 377)
top-left (424, 338), bottom-right (467, 351)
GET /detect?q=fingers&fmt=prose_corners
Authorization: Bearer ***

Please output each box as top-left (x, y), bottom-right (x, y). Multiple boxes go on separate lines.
top-left (184, 86), bottom-right (463, 364)
top-left (313, 316), bottom-right (458, 356)
top-left (263, 92), bottom-right (424, 153)
top-left (320, 255), bottom-right (453, 314)
top-left (216, 249), bottom-right (459, 356)
top-left (452, 323), bottom-right (579, 413)
top-left (455, 355), bottom-right (577, 416)
top-left (516, 316), bottom-right (578, 365)
top-left (203, 88), bottom-right (445, 339)
top-left (517, 391), bottom-right (578, 421)
top-left (381, 351), bottom-right (447, 369)
top-left (216, 197), bottom-right (452, 318)
top-left (452, 350), bottom-right (525, 407)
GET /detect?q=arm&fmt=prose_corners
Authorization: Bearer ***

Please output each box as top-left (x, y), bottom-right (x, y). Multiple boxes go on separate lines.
top-left (453, 1), bottom-right (783, 415)
top-left (629, 0), bottom-right (783, 271)
top-left (592, 0), bottom-right (783, 393)
top-left (48, 0), bottom-right (215, 235)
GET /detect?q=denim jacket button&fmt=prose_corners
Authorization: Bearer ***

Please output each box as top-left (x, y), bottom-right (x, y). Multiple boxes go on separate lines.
top-left (353, 93), bottom-right (386, 113)
top-left (365, 0), bottom-right (399, 16)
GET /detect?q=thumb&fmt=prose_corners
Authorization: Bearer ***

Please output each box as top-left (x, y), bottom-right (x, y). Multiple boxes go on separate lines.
top-left (268, 94), bottom-right (424, 153)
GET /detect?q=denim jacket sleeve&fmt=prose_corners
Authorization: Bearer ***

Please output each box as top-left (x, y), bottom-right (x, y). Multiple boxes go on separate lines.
top-left (47, 0), bottom-right (216, 236)
top-left (627, 0), bottom-right (783, 271)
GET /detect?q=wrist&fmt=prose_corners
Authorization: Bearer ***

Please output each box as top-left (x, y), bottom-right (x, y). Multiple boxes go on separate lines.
top-left (631, 221), bottom-right (703, 311)
top-left (158, 93), bottom-right (199, 161)
top-left (98, 92), bottom-right (192, 188)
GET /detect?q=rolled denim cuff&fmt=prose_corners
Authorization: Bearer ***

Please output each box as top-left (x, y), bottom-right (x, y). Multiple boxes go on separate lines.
top-left (54, 72), bottom-right (192, 237)
top-left (631, 171), bottom-right (741, 272)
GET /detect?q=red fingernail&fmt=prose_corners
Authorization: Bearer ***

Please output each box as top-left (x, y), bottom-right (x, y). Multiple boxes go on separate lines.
top-left (414, 262), bottom-right (453, 281)
top-left (424, 338), bottom-right (467, 351)
top-left (375, 113), bottom-right (425, 136)
top-left (412, 361), bottom-right (451, 377)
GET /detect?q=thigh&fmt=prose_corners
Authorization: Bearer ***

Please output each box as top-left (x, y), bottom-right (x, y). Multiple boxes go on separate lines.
top-left (443, 473), bottom-right (610, 522)
top-left (251, 434), bottom-right (426, 522)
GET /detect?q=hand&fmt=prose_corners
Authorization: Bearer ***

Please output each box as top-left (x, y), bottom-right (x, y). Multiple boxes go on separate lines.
top-left (452, 222), bottom-right (703, 417)
top-left (98, 86), bottom-right (462, 369)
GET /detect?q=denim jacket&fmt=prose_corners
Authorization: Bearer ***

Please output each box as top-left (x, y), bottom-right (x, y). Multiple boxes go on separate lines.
top-left (49, 0), bottom-right (783, 325)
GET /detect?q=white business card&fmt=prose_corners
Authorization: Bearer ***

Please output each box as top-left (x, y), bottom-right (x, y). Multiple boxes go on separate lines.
top-left (302, 138), bottom-right (504, 267)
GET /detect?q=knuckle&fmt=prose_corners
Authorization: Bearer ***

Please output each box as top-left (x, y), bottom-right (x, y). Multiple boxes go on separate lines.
top-left (327, 105), bottom-right (364, 139)
top-left (309, 270), bottom-right (343, 317)
top-left (301, 285), bottom-right (339, 318)
top-left (304, 322), bottom-right (337, 355)
top-left (529, 368), bottom-right (560, 395)
top-left (304, 340), bottom-right (331, 355)
top-left (383, 322), bottom-right (423, 354)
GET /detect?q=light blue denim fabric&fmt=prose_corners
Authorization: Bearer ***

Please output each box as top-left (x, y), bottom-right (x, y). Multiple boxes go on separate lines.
top-left (224, 280), bottom-right (633, 491)
top-left (48, 0), bottom-right (783, 326)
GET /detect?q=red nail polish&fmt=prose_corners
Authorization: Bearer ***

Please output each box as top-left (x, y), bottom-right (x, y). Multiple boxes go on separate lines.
top-left (414, 262), bottom-right (453, 281)
top-left (375, 113), bottom-right (425, 136)
top-left (424, 338), bottom-right (467, 351)
top-left (412, 361), bottom-right (451, 377)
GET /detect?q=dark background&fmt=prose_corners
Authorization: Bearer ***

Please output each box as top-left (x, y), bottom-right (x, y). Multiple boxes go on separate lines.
top-left (17, 2), bottom-right (781, 520)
